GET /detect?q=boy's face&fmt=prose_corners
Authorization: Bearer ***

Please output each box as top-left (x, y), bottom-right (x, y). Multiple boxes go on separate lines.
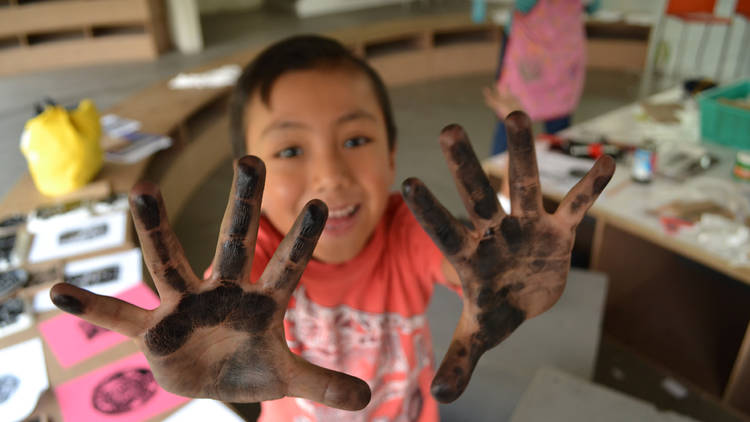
top-left (245, 67), bottom-right (396, 264)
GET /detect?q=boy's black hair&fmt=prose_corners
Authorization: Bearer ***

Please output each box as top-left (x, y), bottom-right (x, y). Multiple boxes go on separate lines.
top-left (229, 34), bottom-right (397, 158)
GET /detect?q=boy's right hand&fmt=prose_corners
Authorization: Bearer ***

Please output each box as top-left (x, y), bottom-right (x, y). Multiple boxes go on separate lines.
top-left (49, 156), bottom-right (371, 411)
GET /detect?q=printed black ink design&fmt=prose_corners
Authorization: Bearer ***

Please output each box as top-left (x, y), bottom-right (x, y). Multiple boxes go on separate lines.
top-left (0, 298), bottom-right (25, 329)
top-left (0, 234), bottom-right (16, 265)
top-left (91, 367), bottom-right (158, 414)
top-left (59, 224), bottom-right (108, 245)
top-left (0, 214), bottom-right (25, 229)
top-left (78, 320), bottom-right (109, 340)
top-left (65, 266), bottom-right (120, 287)
top-left (0, 374), bottom-right (20, 404)
top-left (26, 267), bottom-right (60, 288)
top-left (0, 270), bottom-right (27, 298)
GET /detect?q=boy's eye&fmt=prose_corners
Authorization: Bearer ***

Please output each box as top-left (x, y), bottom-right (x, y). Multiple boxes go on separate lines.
top-left (343, 136), bottom-right (371, 149)
top-left (275, 146), bottom-right (303, 159)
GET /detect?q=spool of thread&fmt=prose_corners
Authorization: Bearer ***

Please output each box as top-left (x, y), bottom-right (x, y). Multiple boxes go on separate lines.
top-left (733, 151), bottom-right (750, 181)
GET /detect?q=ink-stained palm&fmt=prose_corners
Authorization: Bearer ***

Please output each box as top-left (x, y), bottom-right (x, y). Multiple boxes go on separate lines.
top-left (401, 111), bottom-right (615, 403)
top-left (49, 156), bottom-right (371, 411)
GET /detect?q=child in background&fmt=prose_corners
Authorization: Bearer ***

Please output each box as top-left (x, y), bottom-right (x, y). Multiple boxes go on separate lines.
top-left (49, 35), bottom-right (614, 421)
top-left (489, 0), bottom-right (601, 155)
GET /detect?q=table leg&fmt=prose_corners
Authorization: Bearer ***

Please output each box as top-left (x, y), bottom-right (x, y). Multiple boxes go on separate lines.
top-left (724, 321), bottom-right (750, 415)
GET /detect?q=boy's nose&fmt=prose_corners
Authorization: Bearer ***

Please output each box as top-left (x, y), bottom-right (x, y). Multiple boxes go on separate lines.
top-left (312, 150), bottom-right (352, 192)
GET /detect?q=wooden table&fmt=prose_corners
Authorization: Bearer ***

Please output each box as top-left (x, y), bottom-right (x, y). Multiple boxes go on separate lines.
top-left (483, 90), bottom-right (750, 417)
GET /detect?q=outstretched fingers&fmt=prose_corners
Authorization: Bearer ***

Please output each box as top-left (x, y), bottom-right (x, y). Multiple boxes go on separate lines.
top-left (286, 354), bottom-right (371, 411)
top-left (260, 200), bottom-right (327, 300)
top-left (440, 124), bottom-right (504, 226)
top-left (505, 111), bottom-right (543, 217)
top-left (556, 155), bottom-right (615, 226)
top-left (211, 156), bottom-right (266, 284)
top-left (402, 178), bottom-right (470, 259)
top-left (50, 282), bottom-right (151, 337)
top-left (130, 182), bottom-right (196, 299)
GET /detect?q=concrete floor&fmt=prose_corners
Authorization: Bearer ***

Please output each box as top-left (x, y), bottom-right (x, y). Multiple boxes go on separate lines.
top-left (0, 1), bottom-right (743, 421)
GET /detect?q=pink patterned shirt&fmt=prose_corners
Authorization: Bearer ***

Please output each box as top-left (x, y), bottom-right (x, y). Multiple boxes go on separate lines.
top-left (252, 194), bottom-right (454, 422)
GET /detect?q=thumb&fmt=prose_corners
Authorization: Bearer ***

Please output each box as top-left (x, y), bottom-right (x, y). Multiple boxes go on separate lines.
top-left (286, 354), bottom-right (371, 411)
top-left (431, 330), bottom-right (480, 403)
top-left (50, 282), bottom-right (151, 337)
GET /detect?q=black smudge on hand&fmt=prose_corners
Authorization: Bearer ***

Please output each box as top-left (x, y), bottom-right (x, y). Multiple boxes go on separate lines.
top-left (133, 195), bottom-right (160, 230)
top-left (52, 294), bottom-right (85, 315)
top-left (593, 174), bottom-right (612, 195)
top-left (217, 240), bottom-right (246, 280)
top-left (448, 141), bottom-right (498, 220)
top-left (144, 284), bottom-right (277, 356)
top-left (235, 159), bottom-right (263, 199)
top-left (149, 231), bottom-right (170, 264)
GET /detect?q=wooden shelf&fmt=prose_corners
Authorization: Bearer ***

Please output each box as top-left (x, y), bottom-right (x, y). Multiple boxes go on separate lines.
top-left (0, 0), bottom-right (169, 75)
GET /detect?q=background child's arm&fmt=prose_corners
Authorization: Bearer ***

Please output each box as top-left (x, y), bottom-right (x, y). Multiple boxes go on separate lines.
top-left (402, 111), bottom-right (614, 403)
top-left (49, 156), bottom-right (371, 411)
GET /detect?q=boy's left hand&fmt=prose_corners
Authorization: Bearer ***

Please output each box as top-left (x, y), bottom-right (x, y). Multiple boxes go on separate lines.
top-left (402, 111), bottom-right (615, 403)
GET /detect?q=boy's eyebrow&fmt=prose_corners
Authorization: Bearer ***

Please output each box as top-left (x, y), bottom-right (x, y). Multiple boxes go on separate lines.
top-left (335, 110), bottom-right (377, 125)
top-left (261, 110), bottom-right (376, 138)
top-left (260, 120), bottom-right (308, 137)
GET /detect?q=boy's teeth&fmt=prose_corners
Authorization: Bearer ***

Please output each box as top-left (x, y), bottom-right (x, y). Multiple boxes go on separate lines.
top-left (329, 205), bottom-right (356, 218)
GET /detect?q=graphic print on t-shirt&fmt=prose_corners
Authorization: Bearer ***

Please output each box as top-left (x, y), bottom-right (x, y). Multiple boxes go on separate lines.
top-left (285, 286), bottom-right (433, 422)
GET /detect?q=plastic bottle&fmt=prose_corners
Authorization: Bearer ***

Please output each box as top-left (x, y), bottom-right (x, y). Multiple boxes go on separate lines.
top-left (472, 0), bottom-right (486, 23)
top-left (631, 139), bottom-right (656, 183)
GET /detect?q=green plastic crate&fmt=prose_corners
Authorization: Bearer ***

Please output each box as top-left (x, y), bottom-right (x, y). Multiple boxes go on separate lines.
top-left (698, 80), bottom-right (750, 148)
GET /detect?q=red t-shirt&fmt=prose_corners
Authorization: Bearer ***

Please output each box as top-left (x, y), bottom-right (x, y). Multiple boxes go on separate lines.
top-left (249, 193), bottom-right (456, 422)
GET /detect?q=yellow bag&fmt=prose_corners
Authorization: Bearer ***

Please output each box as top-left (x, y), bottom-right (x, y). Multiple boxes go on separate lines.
top-left (20, 99), bottom-right (103, 197)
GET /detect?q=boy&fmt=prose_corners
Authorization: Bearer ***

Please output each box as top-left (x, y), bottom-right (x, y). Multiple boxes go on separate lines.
top-left (50, 35), bottom-right (614, 421)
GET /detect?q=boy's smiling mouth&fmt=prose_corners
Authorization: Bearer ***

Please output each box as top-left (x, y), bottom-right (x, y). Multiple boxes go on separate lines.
top-left (323, 204), bottom-right (361, 236)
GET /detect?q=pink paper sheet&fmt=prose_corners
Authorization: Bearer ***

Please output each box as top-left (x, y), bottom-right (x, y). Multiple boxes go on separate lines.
top-left (38, 283), bottom-right (160, 368)
top-left (55, 353), bottom-right (189, 422)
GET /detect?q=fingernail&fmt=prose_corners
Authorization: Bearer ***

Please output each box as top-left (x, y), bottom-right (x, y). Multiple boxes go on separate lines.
top-left (504, 110), bottom-right (531, 130)
top-left (401, 178), bottom-right (419, 197)
top-left (52, 294), bottom-right (85, 315)
top-left (236, 156), bottom-right (264, 199)
top-left (133, 194), bottom-right (160, 230)
top-left (440, 123), bottom-right (464, 136)
top-left (430, 381), bottom-right (459, 403)
top-left (300, 200), bottom-right (327, 237)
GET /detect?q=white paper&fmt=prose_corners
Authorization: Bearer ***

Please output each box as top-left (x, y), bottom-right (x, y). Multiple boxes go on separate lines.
top-left (100, 114), bottom-right (142, 138)
top-left (28, 211), bottom-right (127, 264)
top-left (624, 12), bottom-right (655, 26)
top-left (162, 399), bottom-right (245, 422)
top-left (105, 132), bottom-right (173, 164)
top-left (590, 9), bottom-right (623, 22)
top-left (168, 64), bottom-right (241, 90)
top-left (661, 377), bottom-right (688, 399)
top-left (27, 207), bottom-right (92, 235)
top-left (0, 337), bottom-right (49, 422)
top-left (489, 147), bottom-right (596, 197)
top-left (34, 248), bottom-right (142, 313)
